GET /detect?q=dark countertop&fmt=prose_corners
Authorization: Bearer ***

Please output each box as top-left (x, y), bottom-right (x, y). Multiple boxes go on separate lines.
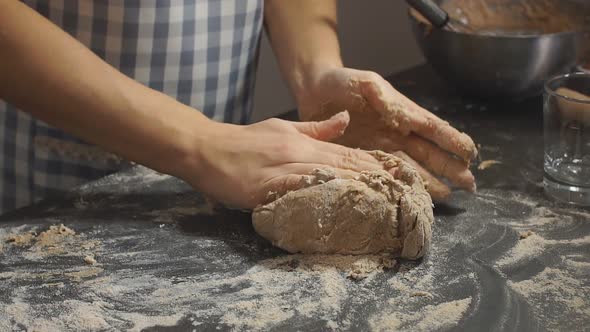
top-left (1, 65), bottom-right (589, 332)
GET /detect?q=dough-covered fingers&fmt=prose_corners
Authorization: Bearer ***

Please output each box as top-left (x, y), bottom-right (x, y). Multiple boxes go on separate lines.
top-left (354, 75), bottom-right (478, 162)
top-left (315, 141), bottom-right (389, 173)
top-left (364, 133), bottom-right (474, 194)
top-left (408, 108), bottom-right (478, 162)
top-left (391, 151), bottom-right (451, 201)
top-left (403, 134), bottom-right (476, 192)
top-left (355, 77), bottom-right (420, 135)
top-left (291, 111), bottom-right (350, 141)
top-left (394, 93), bottom-right (477, 162)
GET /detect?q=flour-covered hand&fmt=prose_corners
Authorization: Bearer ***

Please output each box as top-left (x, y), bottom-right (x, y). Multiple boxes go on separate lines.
top-left (296, 67), bottom-right (478, 200)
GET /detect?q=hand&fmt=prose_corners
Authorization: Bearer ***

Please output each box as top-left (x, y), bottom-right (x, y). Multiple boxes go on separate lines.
top-left (296, 66), bottom-right (478, 200)
top-left (186, 112), bottom-right (395, 209)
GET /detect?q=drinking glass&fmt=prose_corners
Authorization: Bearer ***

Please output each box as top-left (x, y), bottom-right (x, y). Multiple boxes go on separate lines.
top-left (543, 73), bottom-right (590, 206)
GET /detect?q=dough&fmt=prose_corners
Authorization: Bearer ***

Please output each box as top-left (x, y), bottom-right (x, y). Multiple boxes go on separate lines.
top-left (440, 0), bottom-right (588, 34)
top-left (252, 152), bottom-right (434, 260)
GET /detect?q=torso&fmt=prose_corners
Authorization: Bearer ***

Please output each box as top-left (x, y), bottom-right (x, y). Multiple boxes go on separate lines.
top-left (0, 0), bottom-right (264, 213)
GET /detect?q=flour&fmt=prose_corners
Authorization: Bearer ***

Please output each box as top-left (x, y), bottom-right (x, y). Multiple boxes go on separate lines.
top-left (2, 223), bottom-right (101, 261)
top-left (370, 297), bottom-right (472, 332)
top-left (389, 273), bottom-right (435, 297)
top-left (563, 257), bottom-right (590, 270)
top-left (496, 233), bottom-right (546, 266)
top-left (64, 267), bottom-right (104, 281)
top-left (6, 231), bottom-right (36, 247)
top-left (3, 297), bottom-right (180, 332)
top-left (78, 165), bottom-right (172, 194)
top-left (260, 253), bottom-right (397, 280)
top-left (0, 223), bottom-right (356, 331)
top-left (479, 189), bottom-right (590, 330)
top-left (496, 224), bottom-right (590, 267)
top-left (360, 234), bottom-right (478, 332)
top-left (0, 220), bottom-right (465, 332)
top-left (508, 267), bottom-right (590, 331)
top-left (83, 255), bottom-right (97, 265)
top-left (506, 206), bottom-right (576, 229)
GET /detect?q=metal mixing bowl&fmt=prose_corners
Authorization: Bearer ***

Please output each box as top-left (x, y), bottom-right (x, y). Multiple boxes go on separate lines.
top-left (409, 0), bottom-right (590, 99)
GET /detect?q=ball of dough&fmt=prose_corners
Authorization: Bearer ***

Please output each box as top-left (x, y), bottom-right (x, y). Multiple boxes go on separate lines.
top-left (252, 154), bottom-right (434, 259)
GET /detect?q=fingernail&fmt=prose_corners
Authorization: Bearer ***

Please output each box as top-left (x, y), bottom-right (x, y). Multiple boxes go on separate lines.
top-left (331, 110), bottom-right (349, 122)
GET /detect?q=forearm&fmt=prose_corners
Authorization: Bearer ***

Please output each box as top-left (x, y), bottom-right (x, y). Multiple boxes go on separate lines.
top-left (264, 0), bottom-right (343, 102)
top-left (0, 0), bottom-right (213, 179)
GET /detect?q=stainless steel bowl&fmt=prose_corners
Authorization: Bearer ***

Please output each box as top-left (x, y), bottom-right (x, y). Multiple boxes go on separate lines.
top-left (409, 0), bottom-right (590, 99)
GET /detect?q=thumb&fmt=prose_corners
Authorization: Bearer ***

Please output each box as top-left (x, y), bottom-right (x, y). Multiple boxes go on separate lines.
top-left (292, 111), bottom-right (350, 141)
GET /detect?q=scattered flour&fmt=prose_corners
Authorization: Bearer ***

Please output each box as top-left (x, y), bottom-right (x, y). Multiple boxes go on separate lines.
top-left (508, 267), bottom-right (590, 331)
top-left (64, 267), bottom-right (104, 281)
top-left (505, 206), bottom-right (575, 229)
top-left (496, 234), bottom-right (547, 266)
top-left (370, 297), bottom-right (472, 331)
top-left (482, 190), bottom-right (590, 330)
top-left (1, 224), bottom-right (379, 331)
top-left (78, 166), bottom-right (172, 194)
top-left (496, 233), bottom-right (590, 267)
top-left (116, 312), bottom-right (186, 332)
top-left (563, 257), bottom-right (590, 270)
top-left (507, 191), bottom-right (540, 208)
top-left (2, 223), bottom-right (100, 262)
top-left (261, 254), bottom-right (397, 280)
top-left (0, 221), bottom-right (455, 332)
top-left (84, 254), bottom-right (97, 265)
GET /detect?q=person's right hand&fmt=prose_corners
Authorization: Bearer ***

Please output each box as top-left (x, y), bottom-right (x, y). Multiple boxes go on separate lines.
top-left (184, 111), bottom-right (393, 209)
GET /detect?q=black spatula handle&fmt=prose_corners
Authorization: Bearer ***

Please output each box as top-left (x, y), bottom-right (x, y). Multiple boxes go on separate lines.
top-left (406, 0), bottom-right (449, 28)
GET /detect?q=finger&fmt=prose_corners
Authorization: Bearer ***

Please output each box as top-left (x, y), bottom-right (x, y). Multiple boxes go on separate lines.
top-left (405, 105), bottom-right (478, 162)
top-left (402, 134), bottom-right (476, 192)
top-left (355, 77), bottom-right (478, 162)
top-left (355, 77), bottom-right (421, 135)
top-left (291, 111), bottom-right (350, 141)
top-left (279, 138), bottom-right (388, 174)
top-left (390, 151), bottom-right (451, 201)
top-left (367, 133), bottom-right (475, 192)
top-left (395, 93), bottom-right (478, 162)
top-left (318, 140), bottom-right (384, 164)
top-left (268, 163), bottom-right (360, 182)
top-left (260, 166), bottom-right (360, 204)
top-left (312, 141), bottom-right (399, 175)
top-left (322, 150), bottom-right (385, 173)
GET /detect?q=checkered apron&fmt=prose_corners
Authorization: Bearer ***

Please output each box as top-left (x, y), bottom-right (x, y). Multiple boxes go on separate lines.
top-left (0, 0), bottom-right (263, 213)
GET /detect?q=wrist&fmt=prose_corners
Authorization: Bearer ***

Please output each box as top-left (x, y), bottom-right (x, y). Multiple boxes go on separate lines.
top-left (292, 60), bottom-right (343, 107)
top-left (156, 106), bottom-right (217, 182)
top-left (169, 112), bottom-right (237, 190)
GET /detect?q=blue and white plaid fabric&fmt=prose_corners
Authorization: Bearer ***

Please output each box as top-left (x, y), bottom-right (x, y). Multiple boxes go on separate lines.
top-left (0, 0), bottom-right (264, 213)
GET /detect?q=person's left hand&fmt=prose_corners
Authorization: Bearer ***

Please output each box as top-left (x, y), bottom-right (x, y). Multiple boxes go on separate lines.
top-left (296, 66), bottom-right (478, 200)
